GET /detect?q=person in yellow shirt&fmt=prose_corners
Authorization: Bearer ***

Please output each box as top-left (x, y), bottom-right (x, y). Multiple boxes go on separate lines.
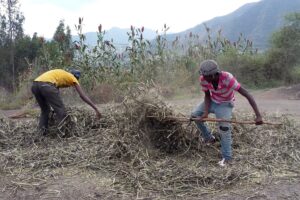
top-left (31, 69), bottom-right (101, 134)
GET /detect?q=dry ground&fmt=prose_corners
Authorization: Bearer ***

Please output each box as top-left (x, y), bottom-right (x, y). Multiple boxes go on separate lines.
top-left (0, 86), bottom-right (299, 200)
top-left (168, 85), bottom-right (300, 121)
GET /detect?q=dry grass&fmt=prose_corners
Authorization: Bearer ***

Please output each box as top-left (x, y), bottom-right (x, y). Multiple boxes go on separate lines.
top-left (0, 85), bottom-right (299, 199)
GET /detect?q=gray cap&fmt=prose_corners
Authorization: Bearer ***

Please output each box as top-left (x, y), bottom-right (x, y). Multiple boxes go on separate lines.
top-left (199, 60), bottom-right (220, 76)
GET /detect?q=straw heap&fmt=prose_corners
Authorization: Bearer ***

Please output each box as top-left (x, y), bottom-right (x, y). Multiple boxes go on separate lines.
top-left (0, 86), bottom-right (299, 199)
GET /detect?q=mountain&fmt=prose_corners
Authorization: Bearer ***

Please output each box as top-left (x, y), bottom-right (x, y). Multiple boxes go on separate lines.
top-left (166, 0), bottom-right (300, 49)
top-left (72, 27), bottom-right (157, 48)
top-left (73, 0), bottom-right (299, 50)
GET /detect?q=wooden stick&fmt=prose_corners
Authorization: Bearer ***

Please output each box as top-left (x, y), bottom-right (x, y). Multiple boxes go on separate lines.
top-left (8, 111), bottom-right (27, 119)
top-left (193, 117), bottom-right (282, 125)
top-left (147, 116), bottom-right (282, 125)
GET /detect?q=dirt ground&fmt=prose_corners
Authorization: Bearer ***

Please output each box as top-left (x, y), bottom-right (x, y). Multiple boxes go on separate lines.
top-left (168, 85), bottom-right (300, 121)
top-left (0, 86), bottom-right (299, 200)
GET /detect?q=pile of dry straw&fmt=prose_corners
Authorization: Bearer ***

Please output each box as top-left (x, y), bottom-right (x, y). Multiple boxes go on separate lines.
top-left (0, 85), bottom-right (299, 199)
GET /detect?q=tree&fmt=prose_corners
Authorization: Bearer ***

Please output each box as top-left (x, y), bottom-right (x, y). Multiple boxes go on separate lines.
top-left (6, 0), bottom-right (24, 90)
top-left (52, 20), bottom-right (73, 66)
top-left (0, 0), bottom-right (24, 90)
top-left (266, 12), bottom-right (300, 83)
top-left (271, 13), bottom-right (300, 64)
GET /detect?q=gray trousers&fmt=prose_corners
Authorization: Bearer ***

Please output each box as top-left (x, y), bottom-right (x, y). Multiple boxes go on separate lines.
top-left (31, 81), bottom-right (66, 130)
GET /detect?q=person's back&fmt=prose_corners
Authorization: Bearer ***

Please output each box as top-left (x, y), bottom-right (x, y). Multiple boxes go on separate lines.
top-left (34, 69), bottom-right (79, 88)
top-left (32, 68), bottom-right (101, 135)
top-left (200, 71), bottom-right (240, 104)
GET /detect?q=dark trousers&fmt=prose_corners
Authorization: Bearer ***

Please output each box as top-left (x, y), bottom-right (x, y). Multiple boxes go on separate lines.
top-left (31, 81), bottom-right (66, 130)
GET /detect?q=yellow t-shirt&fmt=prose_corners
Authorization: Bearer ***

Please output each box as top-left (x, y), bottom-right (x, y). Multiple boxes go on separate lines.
top-left (34, 69), bottom-right (79, 88)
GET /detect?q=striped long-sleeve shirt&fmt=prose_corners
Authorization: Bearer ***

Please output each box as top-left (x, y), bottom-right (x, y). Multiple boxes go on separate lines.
top-left (200, 71), bottom-right (241, 104)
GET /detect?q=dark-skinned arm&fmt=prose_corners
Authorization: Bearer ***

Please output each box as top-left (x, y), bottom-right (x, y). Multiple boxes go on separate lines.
top-left (74, 84), bottom-right (101, 119)
top-left (190, 91), bottom-right (211, 121)
top-left (237, 86), bottom-right (263, 125)
top-left (201, 90), bottom-right (211, 119)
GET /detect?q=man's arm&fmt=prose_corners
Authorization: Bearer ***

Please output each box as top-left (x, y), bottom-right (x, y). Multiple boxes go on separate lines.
top-left (190, 91), bottom-right (210, 121)
top-left (237, 86), bottom-right (263, 125)
top-left (74, 84), bottom-right (101, 119)
top-left (202, 90), bottom-right (211, 118)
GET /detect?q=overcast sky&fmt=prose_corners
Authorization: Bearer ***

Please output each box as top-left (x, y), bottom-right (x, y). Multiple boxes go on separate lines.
top-left (20, 0), bottom-right (261, 38)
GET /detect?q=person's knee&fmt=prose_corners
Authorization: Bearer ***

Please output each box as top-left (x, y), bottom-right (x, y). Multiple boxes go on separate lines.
top-left (41, 106), bottom-right (50, 115)
top-left (219, 125), bottom-right (232, 147)
top-left (219, 126), bottom-right (229, 131)
top-left (219, 125), bottom-right (231, 137)
top-left (56, 108), bottom-right (66, 119)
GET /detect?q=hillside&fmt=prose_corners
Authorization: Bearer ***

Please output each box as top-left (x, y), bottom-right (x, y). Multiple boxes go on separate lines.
top-left (72, 27), bottom-right (157, 48)
top-left (72, 0), bottom-right (300, 50)
top-left (167, 0), bottom-right (300, 50)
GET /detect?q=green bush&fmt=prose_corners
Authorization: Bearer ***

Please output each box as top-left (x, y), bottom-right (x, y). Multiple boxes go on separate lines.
top-left (217, 52), bottom-right (267, 88)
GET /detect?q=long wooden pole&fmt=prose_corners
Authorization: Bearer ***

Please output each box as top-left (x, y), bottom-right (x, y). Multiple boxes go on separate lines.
top-left (192, 117), bottom-right (282, 125)
top-left (147, 116), bottom-right (282, 125)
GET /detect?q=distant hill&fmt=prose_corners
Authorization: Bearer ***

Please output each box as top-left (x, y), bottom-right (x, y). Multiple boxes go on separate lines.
top-left (72, 27), bottom-right (157, 48)
top-left (166, 0), bottom-right (300, 50)
top-left (72, 0), bottom-right (300, 50)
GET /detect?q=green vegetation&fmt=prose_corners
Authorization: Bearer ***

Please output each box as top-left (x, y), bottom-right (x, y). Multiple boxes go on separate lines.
top-left (265, 13), bottom-right (300, 84)
top-left (0, 0), bottom-right (299, 108)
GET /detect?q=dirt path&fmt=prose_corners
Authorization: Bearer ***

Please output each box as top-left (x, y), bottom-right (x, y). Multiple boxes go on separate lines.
top-left (167, 87), bottom-right (300, 122)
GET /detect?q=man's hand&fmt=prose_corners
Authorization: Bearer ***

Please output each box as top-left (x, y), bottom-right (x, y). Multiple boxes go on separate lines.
top-left (190, 113), bottom-right (208, 122)
top-left (74, 84), bottom-right (102, 120)
top-left (95, 110), bottom-right (102, 119)
top-left (255, 115), bottom-right (263, 125)
top-left (189, 115), bottom-right (195, 122)
top-left (201, 112), bottom-right (209, 119)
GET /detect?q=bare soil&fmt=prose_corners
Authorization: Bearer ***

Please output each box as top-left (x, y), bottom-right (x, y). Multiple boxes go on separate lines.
top-left (168, 85), bottom-right (300, 121)
top-left (0, 86), bottom-right (299, 200)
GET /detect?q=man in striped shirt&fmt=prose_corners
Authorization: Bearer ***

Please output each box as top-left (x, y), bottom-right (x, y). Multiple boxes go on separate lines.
top-left (191, 60), bottom-right (263, 166)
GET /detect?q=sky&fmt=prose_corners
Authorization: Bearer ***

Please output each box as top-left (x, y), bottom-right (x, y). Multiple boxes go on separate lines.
top-left (20, 0), bottom-right (261, 38)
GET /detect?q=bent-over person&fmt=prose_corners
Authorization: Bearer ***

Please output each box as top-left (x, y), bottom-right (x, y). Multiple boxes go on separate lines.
top-left (191, 60), bottom-right (263, 166)
top-left (31, 69), bottom-right (101, 134)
